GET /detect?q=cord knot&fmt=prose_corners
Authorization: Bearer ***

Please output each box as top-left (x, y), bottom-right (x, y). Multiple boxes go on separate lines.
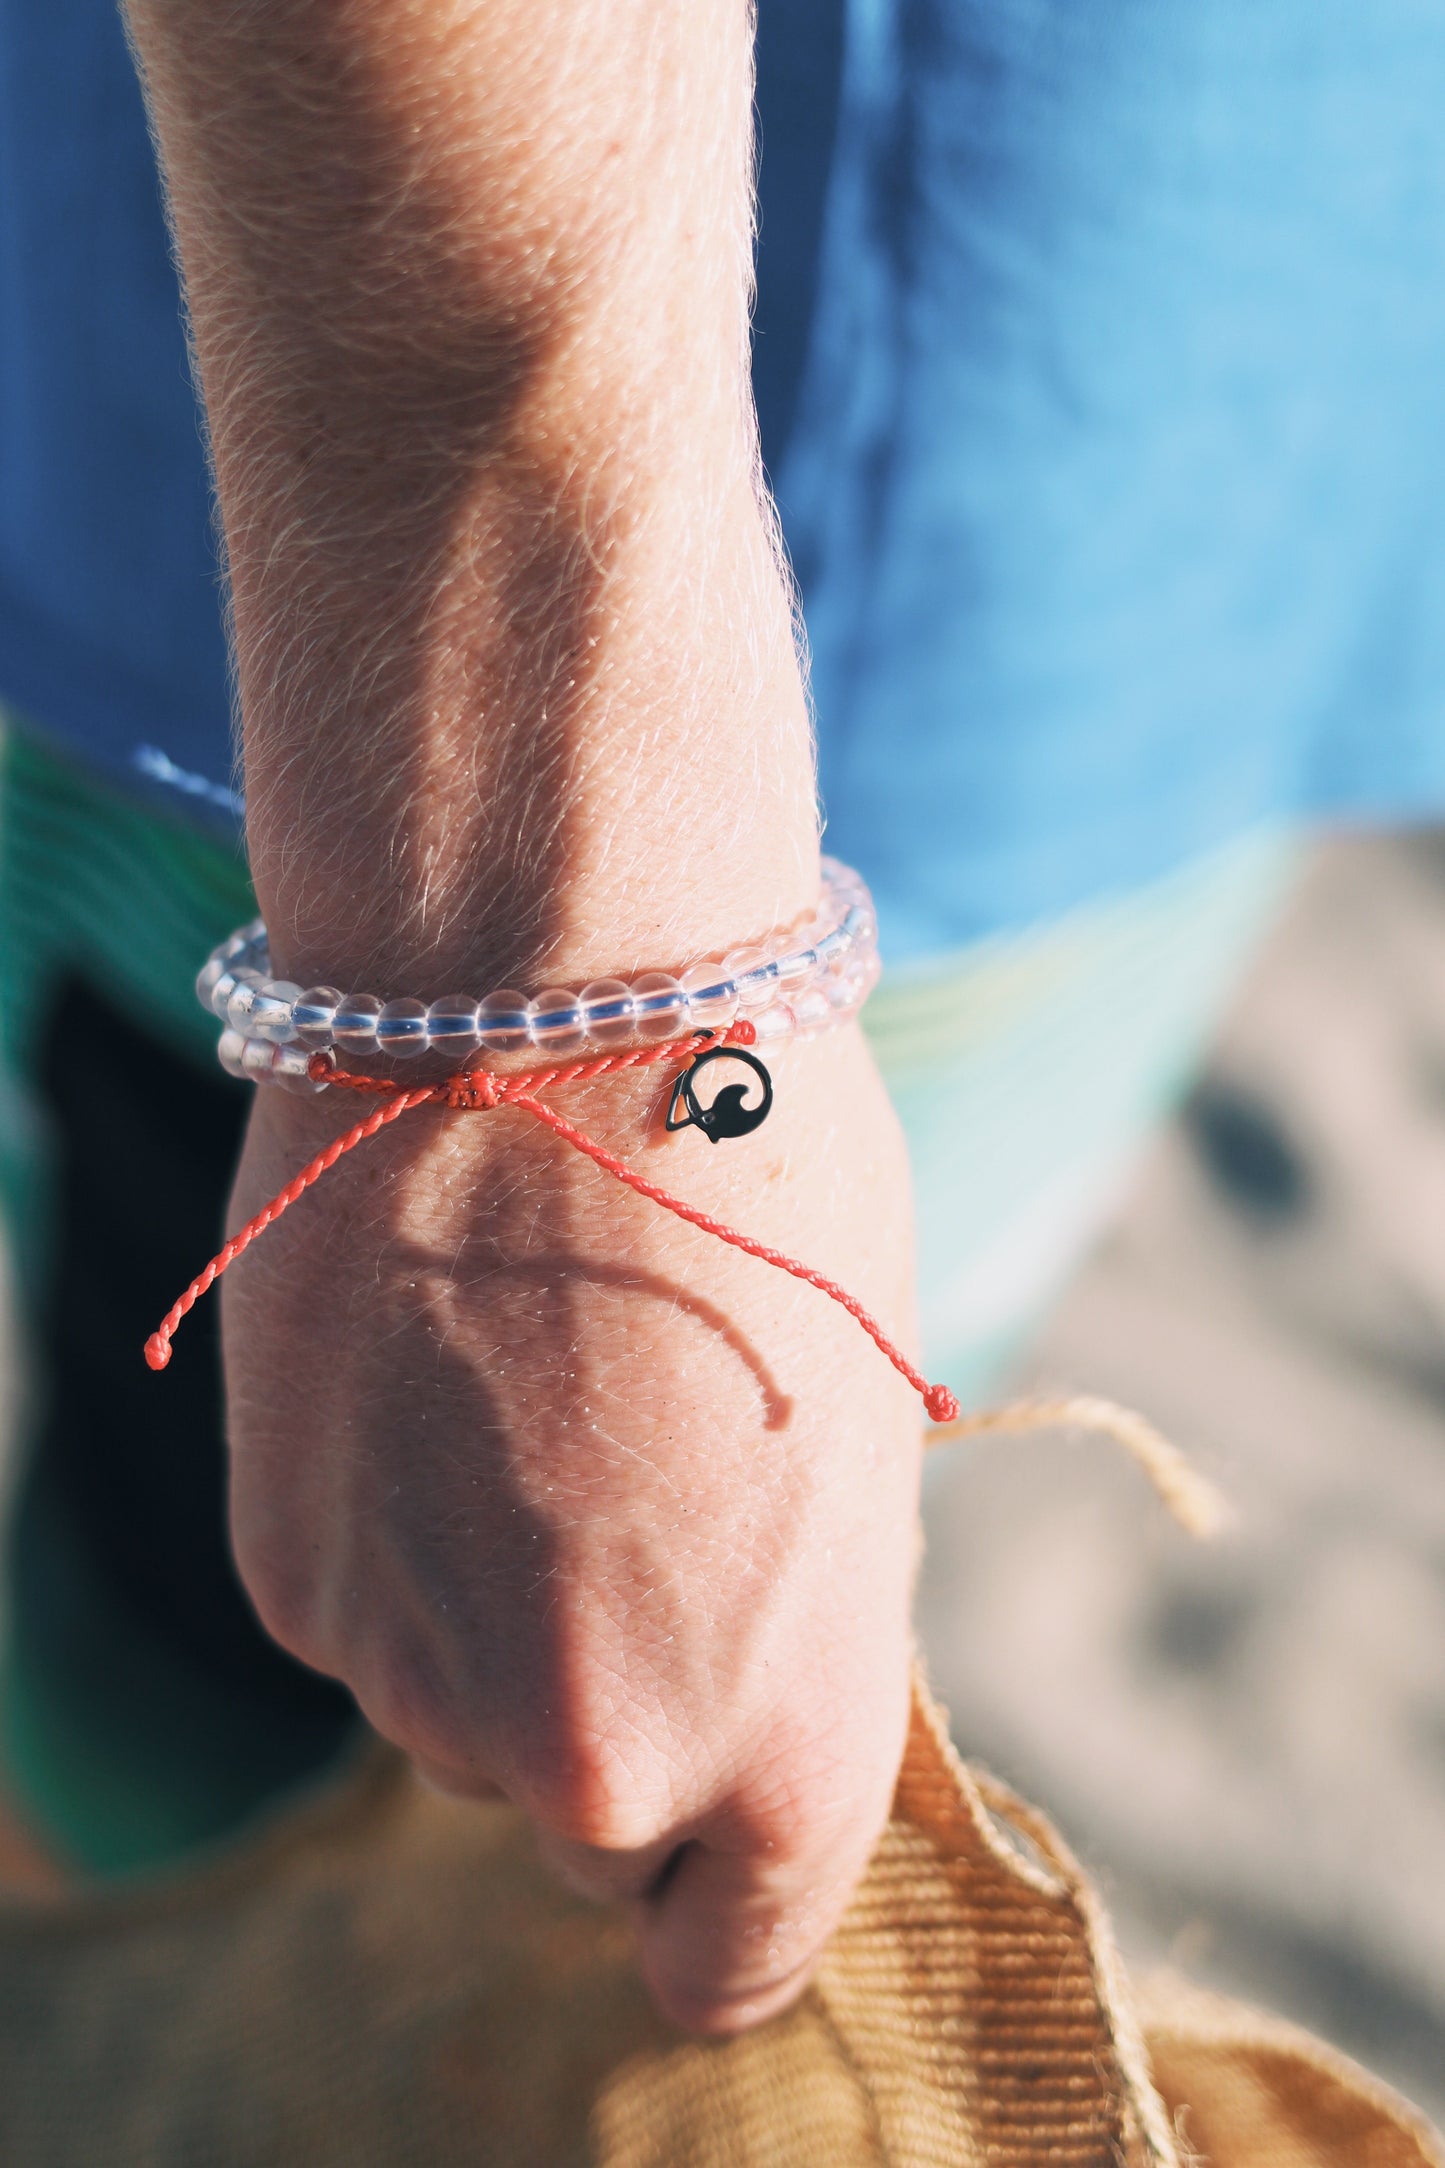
top-left (924, 1382), bottom-right (960, 1425)
top-left (446, 1071), bottom-right (501, 1111)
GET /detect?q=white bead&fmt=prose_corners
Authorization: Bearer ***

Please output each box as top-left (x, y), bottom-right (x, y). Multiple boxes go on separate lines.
top-left (679, 960), bottom-right (738, 1030)
top-left (827, 959), bottom-right (870, 1011)
top-left (630, 971), bottom-right (686, 1042)
top-left (240, 1036), bottom-right (278, 1079)
top-left (791, 986), bottom-right (831, 1033)
top-left (377, 996), bottom-right (430, 1056)
top-left (476, 990), bottom-right (530, 1053)
top-left (271, 1042), bottom-right (328, 1094)
top-left (251, 979), bottom-right (301, 1043)
top-left (528, 989), bottom-right (587, 1054)
top-left (217, 1028), bottom-right (248, 1080)
top-left (579, 978), bottom-right (635, 1047)
top-left (752, 1000), bottom-right (796, 1042)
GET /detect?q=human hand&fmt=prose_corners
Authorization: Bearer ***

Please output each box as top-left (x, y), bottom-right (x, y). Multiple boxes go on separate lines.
top-left (127, 0), bottom-right (922, 2035)
top-left (222, 1017), bottom-right (922, 2034)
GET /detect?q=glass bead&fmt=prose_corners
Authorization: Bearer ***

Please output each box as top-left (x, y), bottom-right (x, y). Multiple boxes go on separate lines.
top-left (272, 1043), bottom-right (328, 1095)
top-left (814, 924), bottom-right (850, 967)
top-left (528, 988), bottom-right (587, 1055)
top-left (752, 1000), bottom-right (796, 1042)
top-left (426, 994), bottom-right (481, 1054)
top-left (195, 956), bottom-right (225, 1010)
top-left (796, 912), bottom-right (831, 962)
top-left (240, 1036), bottom-right (278, 1079)
top-left (579, 977), bottom-right (635, 1047)
top-left (630, 971), bottom-right (687, 1042)
top-left (827, 960), bottom-right (870, 1011)
top-left (772, 945), bottom-right (817, 991)
top-left (217, 1028), bottom-right (248, 1080)
top-left (843, 902), bottom-right (877, 948)
top-left (209, 967), bottom-right (239, 1020)
top-left (332, 992), bottom-right (383, 1054)
top-left (251, 979), bottom-right (301, 1043)
top-left (225, 972), bottom-right (264, 1032)
top-left (791, 986), bottom-right (831, 1033)
top-left (679, 959), bottom-right (738, 1030)
top-left (723, 944), bottom-right (776, 1013)
top-left (293, 986), bottom-right (342, 1046)
top-left (377, 996), bottom-right (430, 1056)
top-left (476, 989), bottom-right (531, 1053)
top-left (219, 930), bottom-right (250, 964)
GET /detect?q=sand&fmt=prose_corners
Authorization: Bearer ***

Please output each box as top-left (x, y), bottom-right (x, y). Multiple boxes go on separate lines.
top-left (919, 829), bottom-right (1445, 2119)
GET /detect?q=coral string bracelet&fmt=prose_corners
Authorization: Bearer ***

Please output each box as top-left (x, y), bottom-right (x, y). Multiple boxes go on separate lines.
top-left (143, 1019), bottom-right (961, 1426)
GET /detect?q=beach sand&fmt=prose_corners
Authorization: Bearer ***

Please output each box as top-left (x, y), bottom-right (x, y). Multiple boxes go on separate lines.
top-left (919, 828), bottom-right (1445, 2118)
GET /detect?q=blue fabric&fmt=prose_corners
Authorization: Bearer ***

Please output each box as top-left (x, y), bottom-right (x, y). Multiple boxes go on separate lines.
top-left (5, 1), bottom-right (1445, 952)
top-left (0, 0), bottom-right (234, 826)
top-left (772, 0), bottom-right (1445, 955)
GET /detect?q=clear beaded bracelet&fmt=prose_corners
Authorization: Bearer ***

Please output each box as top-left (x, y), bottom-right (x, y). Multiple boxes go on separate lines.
top-left (197, 856), bottom-right (880, 1091)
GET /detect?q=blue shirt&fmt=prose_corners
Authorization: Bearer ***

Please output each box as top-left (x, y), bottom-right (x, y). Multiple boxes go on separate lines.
top-left (6, 0), bottom-right (1445, 957)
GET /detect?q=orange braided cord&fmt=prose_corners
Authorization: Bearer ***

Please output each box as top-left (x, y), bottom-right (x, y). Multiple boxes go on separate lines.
top-left (145, 1021), bottom-right (960, 1422)
top-left (317, 1024), bottom-right (735, 1103)
top-left (143, 1032), bottom-right (733, 1373)
top-left (143, 1084), bottom-right (439, 1371)
top-left (504, 1090), bottom-right (957, 1421)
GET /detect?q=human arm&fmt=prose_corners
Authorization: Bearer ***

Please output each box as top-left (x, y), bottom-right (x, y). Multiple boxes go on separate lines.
top-left (123, 0), bottom-right (922, 2032)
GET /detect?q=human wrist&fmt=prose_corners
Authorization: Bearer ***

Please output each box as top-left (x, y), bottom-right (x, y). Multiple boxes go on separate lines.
top-left (247, 509), bottom-right (819, 999)
top-left (255, 786), bottom-right (819, 1004)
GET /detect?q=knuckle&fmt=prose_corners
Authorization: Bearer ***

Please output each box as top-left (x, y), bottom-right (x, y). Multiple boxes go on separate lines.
top-left (522, 1664), bottom-right (688, 1852)
top-left (529, 1734), bottom-right (678, 1853)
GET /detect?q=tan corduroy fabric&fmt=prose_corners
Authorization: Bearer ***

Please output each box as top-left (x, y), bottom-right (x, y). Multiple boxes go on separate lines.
top-left (0, 1673), bottom-right (1438, 2168)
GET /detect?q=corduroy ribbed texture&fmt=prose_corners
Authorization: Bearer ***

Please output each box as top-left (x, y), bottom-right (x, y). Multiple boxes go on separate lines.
top-left (0, 1673), bottom-right (1438, 2167)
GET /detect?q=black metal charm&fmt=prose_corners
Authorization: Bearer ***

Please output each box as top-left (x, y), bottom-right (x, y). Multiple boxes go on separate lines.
top-left (666, 1044), bottom-right (774, 1144)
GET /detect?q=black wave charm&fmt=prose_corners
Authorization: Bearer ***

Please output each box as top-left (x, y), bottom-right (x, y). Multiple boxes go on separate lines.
top-left (666, 1044), bottom-right (774, 1144)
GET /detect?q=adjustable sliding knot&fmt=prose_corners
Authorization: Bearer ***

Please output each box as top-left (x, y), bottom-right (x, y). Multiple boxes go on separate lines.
top-left (146, 1012), bottom-right (959, 1423)
top-left (445, 1072), bottom-right (502, 1112)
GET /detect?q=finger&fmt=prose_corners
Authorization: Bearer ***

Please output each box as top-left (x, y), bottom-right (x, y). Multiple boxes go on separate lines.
top-left (534, 1826), bottom-right (681, 1905)
top-left (631, 1785), bottom-right (890, 2036)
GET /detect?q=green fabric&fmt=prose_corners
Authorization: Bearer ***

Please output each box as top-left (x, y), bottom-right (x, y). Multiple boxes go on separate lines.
top-left (0, 715), bottom-right (258, 1873)
top-left (2, 1477), bottom-right (350, 1876)
top-left (0, 718), bottom-right (252, 1262)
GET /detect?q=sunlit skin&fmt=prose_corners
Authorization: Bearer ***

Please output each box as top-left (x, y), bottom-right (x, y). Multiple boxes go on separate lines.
top-left (125, 0), bottom-right (922, 2033)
